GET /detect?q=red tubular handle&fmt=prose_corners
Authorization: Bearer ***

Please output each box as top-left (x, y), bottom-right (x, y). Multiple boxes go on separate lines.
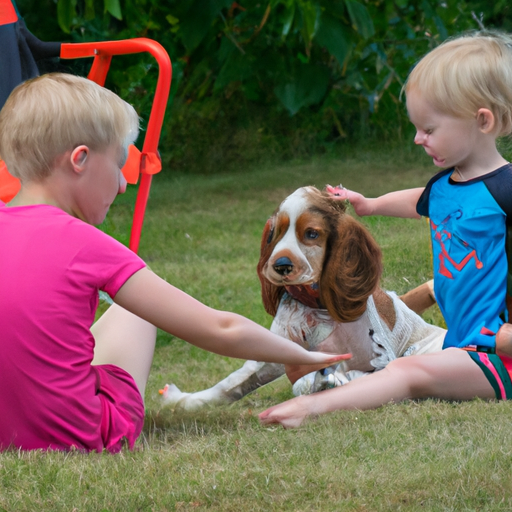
top-left (60, 38), bottom-right (172, 253)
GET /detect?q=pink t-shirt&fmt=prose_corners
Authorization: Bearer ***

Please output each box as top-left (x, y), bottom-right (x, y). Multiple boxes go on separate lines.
top-left (0, 202), bottom-right (146, 451)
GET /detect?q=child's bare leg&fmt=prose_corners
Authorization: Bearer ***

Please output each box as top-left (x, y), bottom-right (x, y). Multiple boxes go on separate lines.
top-left (259, 348), bottom-right (495, 428)
top-left (400, 279), bottom-right (436, 315)
top-left (91, 303), bottom-right (157, 398)
top-left (496, 323), bottom-right (512, 358)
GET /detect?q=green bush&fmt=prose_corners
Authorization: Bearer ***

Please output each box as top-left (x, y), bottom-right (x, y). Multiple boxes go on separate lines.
top-left (16, 0), bottom-right (511, 172)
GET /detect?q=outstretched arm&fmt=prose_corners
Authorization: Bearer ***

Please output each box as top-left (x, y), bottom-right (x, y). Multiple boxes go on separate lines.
top-left (326, 185), bottom-right (424, 219)
top-left (114, 267), bottom-right (351, 366)
top-left (259, 349), bottom-right (495, 428)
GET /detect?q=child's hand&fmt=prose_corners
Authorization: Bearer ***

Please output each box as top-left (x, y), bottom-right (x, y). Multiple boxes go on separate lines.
top-left (326, 184), bottom-right (373, 216)
top-left (326, 184), bottom-right (348, 198)
top-left (328, 185), bottom-right (425, 218)
top-left (304, 352), bottom-right (351, 366)
top-left (259, 395), bottom-right (312, 428)
top-left (284, 352), bottom-right (351, 383)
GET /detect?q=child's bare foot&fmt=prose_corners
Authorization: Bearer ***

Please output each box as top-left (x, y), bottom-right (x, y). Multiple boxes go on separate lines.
top-left (496, 323), bottom-right (512, 358)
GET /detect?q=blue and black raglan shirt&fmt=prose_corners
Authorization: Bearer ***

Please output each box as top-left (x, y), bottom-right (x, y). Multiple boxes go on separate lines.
top-left (417, 164), bottom-right (512, 350)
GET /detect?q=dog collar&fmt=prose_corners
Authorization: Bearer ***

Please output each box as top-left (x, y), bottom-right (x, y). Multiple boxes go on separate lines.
top-left (284, 283), bottom-right (324, 309)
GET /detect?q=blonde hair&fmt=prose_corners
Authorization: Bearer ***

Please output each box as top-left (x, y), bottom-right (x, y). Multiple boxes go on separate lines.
top-left (404, 31), bottom-right (512, 136)
top-left (0, 73), bottom-right (139, 181)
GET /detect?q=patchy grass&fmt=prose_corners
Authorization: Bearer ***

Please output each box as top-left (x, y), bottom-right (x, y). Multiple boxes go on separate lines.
top-left (3, 149), bottom-right (511, 511)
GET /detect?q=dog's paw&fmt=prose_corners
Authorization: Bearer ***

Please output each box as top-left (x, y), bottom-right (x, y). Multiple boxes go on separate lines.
top-left (292, 372), bottom-right (316, 396)
top-left (292, 369), bottom-right (338, 396)
top-left (159, 383), bottom-right (190, 405)
top-left (292, 364), bottom-right (353, 396)
top-left (159, 384), bottom-right (214, 411)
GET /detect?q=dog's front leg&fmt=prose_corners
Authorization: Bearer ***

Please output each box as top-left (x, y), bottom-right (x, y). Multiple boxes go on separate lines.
top-left (160, 360), bottom-right (285, 411)
top-left (292, 365), bottom-right (371, 396)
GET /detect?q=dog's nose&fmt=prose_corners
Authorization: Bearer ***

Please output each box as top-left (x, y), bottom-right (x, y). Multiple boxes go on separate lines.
top-left (273, 257), bottom-right (294, 276)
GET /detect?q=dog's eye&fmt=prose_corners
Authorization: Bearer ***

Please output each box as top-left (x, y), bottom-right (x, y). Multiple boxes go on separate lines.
top-left (304, 229), bottom-right (319, 240)
top-left (267, 227), bottom-right (275, 244)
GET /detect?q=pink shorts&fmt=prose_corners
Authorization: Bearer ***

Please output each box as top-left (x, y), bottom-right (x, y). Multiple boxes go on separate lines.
top-left (92, 364), bottom-right (145, 453)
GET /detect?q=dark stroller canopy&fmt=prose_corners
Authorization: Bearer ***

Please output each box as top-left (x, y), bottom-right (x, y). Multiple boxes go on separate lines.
top-left (0, 0), bottom-right (61, 109)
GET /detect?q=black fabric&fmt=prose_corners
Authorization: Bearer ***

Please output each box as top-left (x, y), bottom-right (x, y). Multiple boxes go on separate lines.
top-left (482, 164), bottom-right (512, 222)
top-left (416, 164), bottom-right (512, 221)
top-left (0, 13), bottom-right (60, 110)
top-left (416, 168), bottom-right (452, 218)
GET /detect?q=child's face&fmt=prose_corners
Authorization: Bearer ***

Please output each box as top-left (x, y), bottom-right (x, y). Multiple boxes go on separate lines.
top-left (75, 144), bottom-right (128, 225)
top-left (406, 90), bottom-right (482, 170)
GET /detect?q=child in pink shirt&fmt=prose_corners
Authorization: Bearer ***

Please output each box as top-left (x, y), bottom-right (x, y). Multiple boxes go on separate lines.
top-left (0, 73), bottom-right (346, 452)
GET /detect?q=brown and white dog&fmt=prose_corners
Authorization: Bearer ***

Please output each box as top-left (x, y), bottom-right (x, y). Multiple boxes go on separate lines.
top-left (161, 186), bottom-right (445, 410)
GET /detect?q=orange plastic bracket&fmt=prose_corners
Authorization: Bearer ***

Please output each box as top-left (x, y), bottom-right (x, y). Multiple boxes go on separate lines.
top-left (141, 152), bottom-right (162, 175)
top-left (0, 159), bottom-right (20, 202)
top-left (0, 0), bottom-right (18, 26)
top-left (121, 145), bottom-right (141, 185)
top-left (121, 146), bottom-right (162, 184)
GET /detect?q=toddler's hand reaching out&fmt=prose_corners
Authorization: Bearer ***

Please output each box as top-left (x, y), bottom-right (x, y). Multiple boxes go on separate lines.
top-left (326, 184), bottom-right (373, 216)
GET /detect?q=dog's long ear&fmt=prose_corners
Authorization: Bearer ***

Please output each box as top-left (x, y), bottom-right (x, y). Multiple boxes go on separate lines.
top-left (257, 217), bottom-right (284, 317)
top-left (320, 215), bottom-right (382, 323)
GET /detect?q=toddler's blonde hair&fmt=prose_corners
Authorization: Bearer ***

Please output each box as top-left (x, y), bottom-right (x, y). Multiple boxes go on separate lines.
top-left (405, 31), bottom-right (512, 136)
top-left (0, 73), bottom-right (139, 181)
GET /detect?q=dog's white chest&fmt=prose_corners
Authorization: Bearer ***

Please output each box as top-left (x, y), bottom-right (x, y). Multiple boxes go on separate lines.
top-left (271, 293), bottom-right (377, 372)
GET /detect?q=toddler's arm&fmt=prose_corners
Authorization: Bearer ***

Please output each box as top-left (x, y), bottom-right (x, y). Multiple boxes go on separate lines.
top-left (327, 185), bottom-right (424, 219)
top-left (114, 268), bottom-right (350, 367)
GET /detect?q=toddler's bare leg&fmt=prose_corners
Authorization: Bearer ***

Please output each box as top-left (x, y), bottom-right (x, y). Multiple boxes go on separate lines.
top-left (400, 279), bottom-right (436, 315)
top-left (91, 303), bottom-right (157, 399)
top-left (259, 348), bottom-right (495, 428)
top-left (496, 323), bottom-right (512, 358)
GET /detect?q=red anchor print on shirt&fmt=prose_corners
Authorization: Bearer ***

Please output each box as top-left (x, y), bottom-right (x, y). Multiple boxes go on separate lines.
top-left (430, 210), bottom-right (483, 279)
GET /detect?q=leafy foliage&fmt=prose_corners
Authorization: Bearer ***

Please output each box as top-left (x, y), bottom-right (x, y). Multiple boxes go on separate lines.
top-left (16, 0), bottom-right (509, 171)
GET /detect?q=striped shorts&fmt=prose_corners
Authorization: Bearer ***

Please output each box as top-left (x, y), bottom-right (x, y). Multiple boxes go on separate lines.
top-left (467, 351), bottom-right (512, 400)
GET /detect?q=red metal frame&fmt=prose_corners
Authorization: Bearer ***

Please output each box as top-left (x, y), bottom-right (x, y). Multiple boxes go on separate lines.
top-left (60, 38), bottom-right (172, 253)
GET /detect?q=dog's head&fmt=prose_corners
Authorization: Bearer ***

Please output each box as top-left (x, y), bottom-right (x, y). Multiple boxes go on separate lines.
top-left (257, 186), bottom-right (382, 323)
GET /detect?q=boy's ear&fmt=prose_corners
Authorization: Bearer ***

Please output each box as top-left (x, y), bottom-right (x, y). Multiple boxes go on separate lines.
top-left (70, 145), bottom-right (89, 173)
top-left (476, 108), bottom-right (495, 134)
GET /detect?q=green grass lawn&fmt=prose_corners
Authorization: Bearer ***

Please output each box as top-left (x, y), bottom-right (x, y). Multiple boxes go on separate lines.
top-left (3, 149), bottom-right (512, 511)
